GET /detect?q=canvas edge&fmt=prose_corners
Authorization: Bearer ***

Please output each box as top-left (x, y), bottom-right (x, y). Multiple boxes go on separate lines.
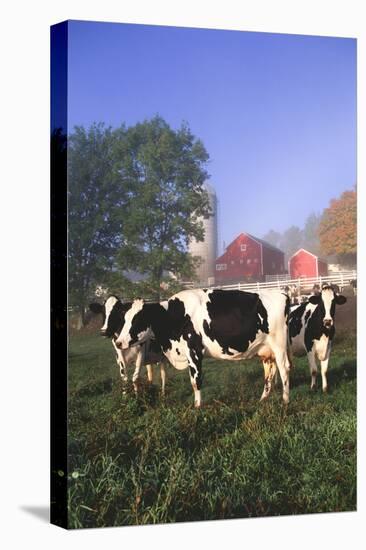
top-left (50, 20), bottom-right (69, 530)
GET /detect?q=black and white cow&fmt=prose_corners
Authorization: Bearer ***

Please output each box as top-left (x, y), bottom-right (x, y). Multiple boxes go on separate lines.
top-left (311, 283), bottom-right (321, 296)
top-left (115, 289), bottom-right (291, 407)
top-left (281, 284), bottom-right (299, 305)
top-left (89, 296), bottom-right (166, 394)
top-left (287, 284), bottom-right (347, 392)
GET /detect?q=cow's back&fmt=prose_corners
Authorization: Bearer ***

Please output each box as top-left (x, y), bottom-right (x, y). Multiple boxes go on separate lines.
top-left (201, 289), bottom-right (286, 360)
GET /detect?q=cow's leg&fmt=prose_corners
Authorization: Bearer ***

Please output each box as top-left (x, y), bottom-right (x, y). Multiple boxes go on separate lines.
top-left (320, 343), bottom-right (332, 393)
top-left (117, 357), bottom-right (128, 395)
top-left (132, 349), bottom-right (144, 394)
top-left (260, 358), bottom-right (277, 401)
top-left (112, 339), bottom-right (128, 389)
top-left (188, 367), bottom-right (202, 408)
top-left (271, 347), bottom-right (290, 404)
top-left (307, 350), bottom-right (318, 390)
top-left (145, 364), bottom-right (153, 384)
top-left (160, 363), bottom-right (166, 396)
top-left (118, 358), bottom-right (128, 384)
top-left (187, 347), bottom-right (203, 408)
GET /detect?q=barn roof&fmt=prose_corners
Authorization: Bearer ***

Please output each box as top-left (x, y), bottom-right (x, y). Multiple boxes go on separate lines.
top-left (221, 232), bottom-right (285, 255)
top-left (244, 233), bottom-right (285, 255)
top-left (289, 248), bottom-right (328, 264)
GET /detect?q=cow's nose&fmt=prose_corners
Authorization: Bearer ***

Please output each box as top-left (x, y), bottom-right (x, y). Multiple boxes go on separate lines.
top-left (324, 319), bottom-right (333, 328)
top-left (115, 340), bottom-right (122, 349)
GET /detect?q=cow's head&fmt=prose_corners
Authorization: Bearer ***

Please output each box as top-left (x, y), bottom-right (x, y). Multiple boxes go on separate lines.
top-left (116, 300), bottom-right (169, 349)
top-left (89, 295), bottom-right (126, 338)
top-left (115, 299), bottom-right (151, 349)
top-left (312, 283), bottom-right (321, 295)
top-left (308, 284), bottom-right (347, 328)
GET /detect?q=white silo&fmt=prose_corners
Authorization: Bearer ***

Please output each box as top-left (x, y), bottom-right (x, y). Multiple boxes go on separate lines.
top-left (188, 181), bottom-right (218, 285)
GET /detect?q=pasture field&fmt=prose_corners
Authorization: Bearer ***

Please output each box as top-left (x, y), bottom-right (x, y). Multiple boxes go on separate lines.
top-left (67, 297), bottom-right (356, 529)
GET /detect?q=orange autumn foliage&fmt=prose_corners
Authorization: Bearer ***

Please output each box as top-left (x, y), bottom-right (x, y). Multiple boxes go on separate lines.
top-left (319, 189), bottom-right (356, 256)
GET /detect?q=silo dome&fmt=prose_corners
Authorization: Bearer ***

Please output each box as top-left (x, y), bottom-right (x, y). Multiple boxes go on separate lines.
top-left (188, 181), bottom-right (218, 285)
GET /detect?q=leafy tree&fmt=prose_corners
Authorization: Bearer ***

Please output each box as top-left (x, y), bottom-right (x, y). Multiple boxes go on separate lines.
top-left (302, 212), bottom-right (321, 255)
top-left (116, 116), bottom-right (211, 299)
top-left (280, 226), bottom-right (303, 261)
top-left (262, 229), bottom-right (282, 249)
top-left (68, 124), bottom-right (126, 324)
top-left (68, 117), bottom-right (211, 321)
top-left (319, 189), bottom-right (357, 266)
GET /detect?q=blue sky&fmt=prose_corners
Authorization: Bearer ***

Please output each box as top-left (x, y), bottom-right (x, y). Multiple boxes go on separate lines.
top-left (67, 20), bottom-right (356, 251)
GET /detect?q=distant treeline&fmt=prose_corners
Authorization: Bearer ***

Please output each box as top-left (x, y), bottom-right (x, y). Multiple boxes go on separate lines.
top-left (262, 188), bottom-right (356, 266)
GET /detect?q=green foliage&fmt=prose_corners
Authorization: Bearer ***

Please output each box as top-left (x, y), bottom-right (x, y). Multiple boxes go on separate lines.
top-left (67, 325), bottom-right (356, 528)
top-left (115, 116), bottom-right (211, 299)
top-left (303, 212), bottom-right (321, 256)
top-left (68, 117), bottom-right (211, 315)
top-left (263, 213), bottom-right (321, 261)
top-left (319, 188), bottom-right (357, 266)
top-left (68, 124), bottom-right (126, 319)
top-left (105, 270), bottom-right (186, 302)
top-left (280, 225), bottom-right (303, 260)
top-left (262, 229), bottom-right (282, 249)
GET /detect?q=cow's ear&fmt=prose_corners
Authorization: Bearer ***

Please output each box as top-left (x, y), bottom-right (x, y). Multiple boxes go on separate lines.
top-left (89, 302), bottom-right (104, 314)
top-left (309, 295), bottom-right (321, 305)
top-left (335, 295), bottom-right (347, 305)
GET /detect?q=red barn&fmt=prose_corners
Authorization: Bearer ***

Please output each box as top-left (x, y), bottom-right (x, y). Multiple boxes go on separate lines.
top-left (288, 248), bottom-right (328, 279)
top-left (215, 232), bottom-right (285, 283)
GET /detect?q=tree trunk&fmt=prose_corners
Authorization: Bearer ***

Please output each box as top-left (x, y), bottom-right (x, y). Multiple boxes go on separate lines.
top-left (80, 303), bottom-right (87, 327)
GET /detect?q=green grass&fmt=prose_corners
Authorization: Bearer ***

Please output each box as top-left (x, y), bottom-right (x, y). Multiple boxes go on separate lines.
top-left (67, 328), bottom-right (356, 528)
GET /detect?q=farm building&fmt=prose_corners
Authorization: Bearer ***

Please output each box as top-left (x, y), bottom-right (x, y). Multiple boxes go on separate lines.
top-left (215, 232), bottom-right (285, 283)
top-left (289, 248), bottom-right (328, 279)
top-left (188, 182), bottom-right (218, 285)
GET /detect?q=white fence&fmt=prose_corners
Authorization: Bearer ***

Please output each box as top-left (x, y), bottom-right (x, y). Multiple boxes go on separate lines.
top-left (184, 271), bottom-right (357, 295)
top-left (265, 274), bottom-right (290, 282)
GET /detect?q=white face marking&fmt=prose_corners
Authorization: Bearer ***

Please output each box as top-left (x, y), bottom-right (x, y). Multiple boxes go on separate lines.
top-left (101, 296), bottom-right (119, 331)
top-left (321, 288), bottom-right (334, 324)
top-left (116, 299), bottom-right (144, 348)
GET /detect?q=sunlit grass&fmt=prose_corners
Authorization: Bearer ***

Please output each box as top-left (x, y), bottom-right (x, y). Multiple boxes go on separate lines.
top-left (67, 328), bottom-right (356, 528)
